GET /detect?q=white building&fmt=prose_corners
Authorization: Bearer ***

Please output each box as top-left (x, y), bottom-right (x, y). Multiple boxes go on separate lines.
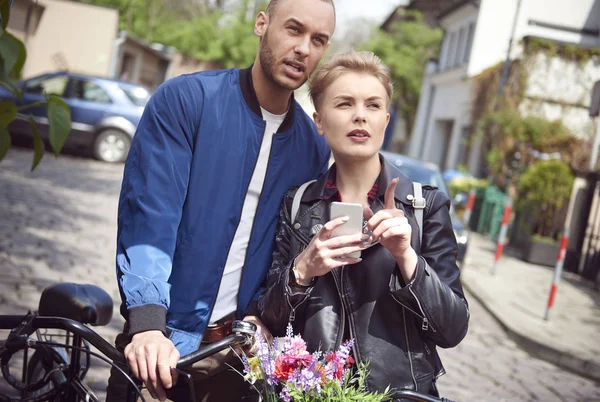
top-left (408, 0), bottom-right (600, 176)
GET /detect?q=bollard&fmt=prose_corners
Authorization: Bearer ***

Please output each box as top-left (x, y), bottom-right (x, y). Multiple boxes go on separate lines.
top-left (491, 198), bottom-right (512, 275)
top-left (544, 228), bottom-right (569, 321)
top-left (463, 188), bottom-right (476, 229)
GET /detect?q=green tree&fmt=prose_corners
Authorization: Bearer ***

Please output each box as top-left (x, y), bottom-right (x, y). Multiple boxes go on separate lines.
top-left (361, 10), bottom-right (442, 137)
top-left (518, 159), bottom-right (574, 238)
top-left (0, 0), bottom-right (71, 170)
top-left (82, 0), bottom-right (263, 68)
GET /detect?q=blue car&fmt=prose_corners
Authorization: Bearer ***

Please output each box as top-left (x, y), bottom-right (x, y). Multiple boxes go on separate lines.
top-left (0, 72), bottom-right (151, 163)
top-left (381, 151), bottom-right (469, 263)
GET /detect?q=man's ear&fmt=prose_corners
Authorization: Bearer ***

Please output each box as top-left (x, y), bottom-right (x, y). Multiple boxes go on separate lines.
top-left (313, 112), bottom-right (325, 136)
top-left (255, 11), bottom-right (268, 37)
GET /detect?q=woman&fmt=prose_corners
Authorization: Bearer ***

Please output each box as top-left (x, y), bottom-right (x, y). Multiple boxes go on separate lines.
top-left (258, 50), bottom-right (469, 398)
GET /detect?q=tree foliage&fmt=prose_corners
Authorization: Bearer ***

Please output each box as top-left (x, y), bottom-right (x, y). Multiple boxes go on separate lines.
top-left (81, 0), bottom-right (264, 68)
top-left (361, 10), bottom-right (442, 136)
top-left (518, 159), bottom-right (574, 238)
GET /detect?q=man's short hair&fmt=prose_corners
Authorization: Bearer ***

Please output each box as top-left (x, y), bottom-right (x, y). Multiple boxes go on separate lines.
top-left (265, 0), bottom-right (336, 19)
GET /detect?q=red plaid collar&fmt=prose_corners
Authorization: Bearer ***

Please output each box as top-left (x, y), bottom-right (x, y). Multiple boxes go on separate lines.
top-left (323, 170), bottom-right (380, 204)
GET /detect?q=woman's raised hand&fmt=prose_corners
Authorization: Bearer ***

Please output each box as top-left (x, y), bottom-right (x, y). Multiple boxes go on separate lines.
top-left (293, 216), bottom-right (367, 285)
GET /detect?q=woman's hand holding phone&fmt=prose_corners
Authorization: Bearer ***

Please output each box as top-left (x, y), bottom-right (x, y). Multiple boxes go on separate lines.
top-left (293, 216), bottom-right (368, 285)
top-left (363, 178), bottom-right (418, 282)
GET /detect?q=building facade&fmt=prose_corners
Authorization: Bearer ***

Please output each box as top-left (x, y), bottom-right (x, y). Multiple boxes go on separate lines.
top-left (408, 0), bottom-right (600, 176)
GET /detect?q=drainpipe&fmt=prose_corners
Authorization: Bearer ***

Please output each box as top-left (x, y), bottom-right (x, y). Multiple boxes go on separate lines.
top-left (109, 30), bottom-right (127, 79)
top-left (496, 0), bottom-right (523, 105)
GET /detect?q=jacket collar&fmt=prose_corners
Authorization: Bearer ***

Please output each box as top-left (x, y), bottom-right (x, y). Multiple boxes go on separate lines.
top-left (302, 153), bottom-right (414, 207)
top-left (239, 66), bottom-right (296, 133)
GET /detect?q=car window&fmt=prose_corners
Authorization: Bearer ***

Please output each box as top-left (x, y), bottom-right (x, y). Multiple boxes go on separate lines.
top-left (23, 75), bottom-right (68, 96)
top-left (69, 79), bottom-right (112, 103)
top-left (120, 85), bottom-right (150, 107)
top-left (396, 165), bottom-right (450, 196)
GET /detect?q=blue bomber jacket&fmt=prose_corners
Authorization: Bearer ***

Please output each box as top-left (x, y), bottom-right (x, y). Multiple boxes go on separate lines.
top-left (116, 67), bottom-right (330, 356)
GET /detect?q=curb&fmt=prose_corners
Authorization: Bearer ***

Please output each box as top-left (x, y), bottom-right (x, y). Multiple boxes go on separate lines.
top-left (461, 277), bottom-right (600, 384)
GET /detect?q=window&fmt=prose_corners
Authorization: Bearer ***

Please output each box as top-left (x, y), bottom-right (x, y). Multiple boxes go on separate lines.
top-left (464, 23), bottom-right (475, 63)
top-left (23, 75), bottom-right (68, 96)
top-left (447, 31), bottom-right (458, 69)
top-left (456, 27), bottom-right (467, 66)
top-left (120, 85), bottom-right (150, 107)
top-left (69, 79), bottom-right (112, 103)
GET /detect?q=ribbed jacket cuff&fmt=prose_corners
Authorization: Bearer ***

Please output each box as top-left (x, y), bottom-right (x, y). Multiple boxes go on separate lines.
top-left (128, 304), bottom-right (167, 336)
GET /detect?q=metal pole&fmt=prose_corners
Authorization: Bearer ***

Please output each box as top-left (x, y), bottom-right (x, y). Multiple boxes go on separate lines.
top-left (492, 198), bottom-right (513, 275)
top-left (544, 228), bottom-right (569, 320)
top-left (496, 0), bottom-right (523, 105)
top-left (590, 117), bottom-right (600, 171)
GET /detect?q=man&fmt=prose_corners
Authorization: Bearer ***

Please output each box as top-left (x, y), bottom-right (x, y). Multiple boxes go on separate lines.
top-left (105, 0), bottom-right (336, 401)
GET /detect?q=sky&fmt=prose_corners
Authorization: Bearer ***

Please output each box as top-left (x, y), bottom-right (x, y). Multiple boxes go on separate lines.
top-left (333, 0), bottom-right (408, 37)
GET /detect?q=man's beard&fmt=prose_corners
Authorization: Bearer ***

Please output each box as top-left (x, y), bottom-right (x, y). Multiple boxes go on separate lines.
top-left (259, 30), bottom-right (304, 91)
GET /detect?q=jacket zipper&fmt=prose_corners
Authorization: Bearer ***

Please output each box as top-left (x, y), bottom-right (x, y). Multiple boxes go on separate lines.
top-left (403, 308), bottom-right (418, 391)
top-left (234, 121), bottom-right (268, 318)
top-left (408, 287), bottom-right (437, 332)
top-left (286, 243), bottom-right (309, 323)
top-left (331, 268), bottom-right (346, 349)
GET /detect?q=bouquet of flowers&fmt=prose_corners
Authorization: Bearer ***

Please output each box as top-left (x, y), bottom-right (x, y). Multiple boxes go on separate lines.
top-left (236, 325), bottom-right (391, 402)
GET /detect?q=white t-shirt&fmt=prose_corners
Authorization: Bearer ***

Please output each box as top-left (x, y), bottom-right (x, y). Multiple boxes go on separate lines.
top-left (209, 107), bottom-right (287, 324)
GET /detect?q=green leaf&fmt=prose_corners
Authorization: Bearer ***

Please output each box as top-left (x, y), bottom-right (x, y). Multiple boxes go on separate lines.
top-left (0, 125), bottom-right (10, 161)
top-left (0, 99), bottom-right (16, 127)
top-left (0, 80), bottom-right (22, 98)
top-left (0, 31), bottom-right (27, 78)
top-left (28, 115), bottom-right (43, 170)
top-left (46, 95), bottom-right (71, 156)
top-left (0, 0), bottom-right (10, 31)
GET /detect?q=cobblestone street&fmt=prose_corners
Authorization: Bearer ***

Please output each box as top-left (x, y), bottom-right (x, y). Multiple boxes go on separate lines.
top-left (1, 148), bottom-right (599, 401)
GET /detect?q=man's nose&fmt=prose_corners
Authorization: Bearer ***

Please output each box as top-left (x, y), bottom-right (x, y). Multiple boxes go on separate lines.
top-left (294, 36), bottom-right (310, 58)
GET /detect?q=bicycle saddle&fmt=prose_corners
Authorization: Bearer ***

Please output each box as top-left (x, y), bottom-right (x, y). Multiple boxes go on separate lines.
top-left (38, 283), bottom-right (113, 326)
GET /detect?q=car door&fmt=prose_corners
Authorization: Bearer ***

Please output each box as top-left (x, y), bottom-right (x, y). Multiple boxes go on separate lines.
top-left (62, 78), bottom-right (112, 143)
top-left (13, 74), bottom-right (69, 138)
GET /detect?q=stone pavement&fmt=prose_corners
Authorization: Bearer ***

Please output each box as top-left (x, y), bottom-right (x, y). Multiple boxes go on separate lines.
top-left (0, 148), bottom-right (126, 399)
top-left (1, 148), bottom-right (600, 401)
top-left (460, 232), bottom-right (600, 382)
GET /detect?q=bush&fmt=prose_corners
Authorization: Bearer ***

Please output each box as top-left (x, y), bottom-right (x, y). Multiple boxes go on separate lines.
top-left (518, 159), bottom-right (574, 238)
top-left (447, 177), bottom-right (488, 198)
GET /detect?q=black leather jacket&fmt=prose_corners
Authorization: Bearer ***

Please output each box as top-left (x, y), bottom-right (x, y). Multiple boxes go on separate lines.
top-left (258, 156), bottom-right (469, 399)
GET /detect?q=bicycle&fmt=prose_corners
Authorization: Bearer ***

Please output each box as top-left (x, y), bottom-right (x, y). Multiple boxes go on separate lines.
top-left (0, 282), bottom-right (450, 402)
top-left (0, 282), bottom-right (255, 402)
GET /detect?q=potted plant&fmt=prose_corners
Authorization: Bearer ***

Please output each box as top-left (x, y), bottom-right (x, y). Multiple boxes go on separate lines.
top-left (517, 159), bottom-right (574, 266)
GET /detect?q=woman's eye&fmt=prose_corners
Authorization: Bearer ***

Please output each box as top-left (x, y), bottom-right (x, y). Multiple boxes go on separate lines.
top-left (336, 102), bottom-right (350, 107)
top-left (368, 103), bottom-right (382, 109)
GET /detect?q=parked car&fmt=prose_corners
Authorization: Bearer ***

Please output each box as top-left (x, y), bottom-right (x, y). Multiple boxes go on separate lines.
top-left (381, 151), bottom-right (469, 262)
top-left (0, 72), bottom-right (151, 163)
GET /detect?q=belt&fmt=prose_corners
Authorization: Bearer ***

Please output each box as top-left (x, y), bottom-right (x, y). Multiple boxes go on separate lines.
top-left (202, 313), bottom-right (236, 344)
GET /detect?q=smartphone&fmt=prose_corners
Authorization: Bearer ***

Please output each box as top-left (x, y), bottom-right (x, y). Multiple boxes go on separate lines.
top-left (330, 202), bottom-right (364, 259)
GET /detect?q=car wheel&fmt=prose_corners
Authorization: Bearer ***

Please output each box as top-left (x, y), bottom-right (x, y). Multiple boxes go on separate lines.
top-left (93, 129), bottom-right (131, 163)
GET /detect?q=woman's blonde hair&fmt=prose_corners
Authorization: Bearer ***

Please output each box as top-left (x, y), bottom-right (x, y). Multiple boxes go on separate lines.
top-left (309, 49), bottom-right (393, 110)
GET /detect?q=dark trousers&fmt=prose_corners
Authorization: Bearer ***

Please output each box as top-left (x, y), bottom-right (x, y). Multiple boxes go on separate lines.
top-left (105, 326), bottom-right (257, 402)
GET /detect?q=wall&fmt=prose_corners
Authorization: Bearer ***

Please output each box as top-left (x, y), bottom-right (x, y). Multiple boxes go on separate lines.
top-left (7, 0), bottom-right (45, 44)
top-left (168, 53), bottom-right (221, 79)
top-left (468, 0), bottom-right (599, 77)
top-left (521, 52), bottom-right (600, 139)
top-left (22, 0), bottom-right (119, 78)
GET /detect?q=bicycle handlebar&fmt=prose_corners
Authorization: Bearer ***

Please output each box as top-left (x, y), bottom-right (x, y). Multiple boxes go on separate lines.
top-left (1, 315), bottom-right (449, 402)
top-left (0, 315), bottom-right (253, 368)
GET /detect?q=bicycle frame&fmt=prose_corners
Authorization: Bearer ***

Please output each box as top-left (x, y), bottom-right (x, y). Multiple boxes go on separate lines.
top-left (1, 314), bottom-right (447, 402)
top-left (0, 314), bottom-right (254, 402)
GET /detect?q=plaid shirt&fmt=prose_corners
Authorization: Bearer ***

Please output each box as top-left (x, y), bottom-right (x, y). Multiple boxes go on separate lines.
top-left (322, 170), bottom-right (380, 204)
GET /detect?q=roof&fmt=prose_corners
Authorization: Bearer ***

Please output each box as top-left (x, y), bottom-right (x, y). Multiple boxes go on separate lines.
top-left (381, 0), bottom-right (480, 29)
